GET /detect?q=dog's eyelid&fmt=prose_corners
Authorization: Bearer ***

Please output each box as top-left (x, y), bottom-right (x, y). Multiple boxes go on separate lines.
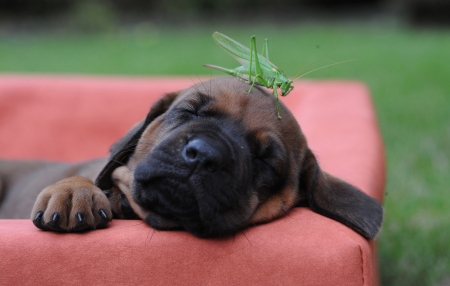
top-left (184, 92), bottom-right (214, 108)
top-left (250, 132), bottom-right (274, 156)
top-left (257, 143), bottom-right (274, 160)
top-left (195, 92), bottom-right (214, 104)
top-left (182, 104), bottom-right (198, 114)
top-left (256, 136), bottom-right (287, 166)
top-left (179, 100), bottom-right (206, 115)
top-left (250, 142), bottom-right (270, 161)
top-left (172, 101), bottom-right (199, 116)
top-left (178, 103), bottom-right (225, 119)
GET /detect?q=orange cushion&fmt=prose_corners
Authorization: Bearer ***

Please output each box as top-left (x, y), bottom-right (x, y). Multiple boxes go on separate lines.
top-left (0, 75), bottom-right (384, 285)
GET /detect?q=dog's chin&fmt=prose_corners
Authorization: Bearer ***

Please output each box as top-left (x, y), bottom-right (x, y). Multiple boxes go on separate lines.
top-left (132, 177), bottom-right (256, 238)
top-left (143, 210), bottom-right (243, 238)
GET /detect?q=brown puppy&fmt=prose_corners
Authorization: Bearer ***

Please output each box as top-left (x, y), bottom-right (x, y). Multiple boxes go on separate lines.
top-left (0, 77), bottom-right (383, 239)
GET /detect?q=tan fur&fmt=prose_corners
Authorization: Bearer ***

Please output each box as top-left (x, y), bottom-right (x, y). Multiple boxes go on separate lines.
top-left (31, 176), bottom-right (112, 230)
top-left (111, 166), bottom-right (149, 220)
top-left (248, 185), bottom-right (299, 225)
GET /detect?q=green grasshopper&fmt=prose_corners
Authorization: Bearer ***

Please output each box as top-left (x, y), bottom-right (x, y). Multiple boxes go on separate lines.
top-left (204, 32), bottom-right (355, 118)
top-left (204, 32), bottom-right (292, 118)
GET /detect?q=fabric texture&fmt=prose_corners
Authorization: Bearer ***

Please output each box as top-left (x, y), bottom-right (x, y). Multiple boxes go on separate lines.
top-left (0, 75), bottom-right (384, 285)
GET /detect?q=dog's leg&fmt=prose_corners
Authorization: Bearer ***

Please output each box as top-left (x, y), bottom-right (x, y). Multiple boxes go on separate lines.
top-left (0, 159), bottom-right (108, 219)
top-left (31, 176), bottom-right (112, 232)
top-left (111, 166), bottom-right (150, 220)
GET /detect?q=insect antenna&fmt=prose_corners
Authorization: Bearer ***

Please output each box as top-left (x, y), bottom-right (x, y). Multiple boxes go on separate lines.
top-left (291, 59), bottom-right (338, 79)
top-left (293, 59), bottom-right (358, 80)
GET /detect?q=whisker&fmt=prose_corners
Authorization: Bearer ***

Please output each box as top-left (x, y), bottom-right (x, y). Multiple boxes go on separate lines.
top-left (196, 74), bottom-right (208, 94)
top-left (209, 73), bottom-right (212, 95)
top-left (188, 75), bottom-right (197, 87)
top-left (145, 228), bottom-right (156, 246)
top-left (240, 230), bottom-right (252, 245)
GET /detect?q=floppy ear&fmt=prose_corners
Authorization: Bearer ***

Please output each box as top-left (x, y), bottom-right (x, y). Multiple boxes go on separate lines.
top-left (299, 148), bottom-right (383, 239)
top-left (95, 92), bottom-right (180, 190)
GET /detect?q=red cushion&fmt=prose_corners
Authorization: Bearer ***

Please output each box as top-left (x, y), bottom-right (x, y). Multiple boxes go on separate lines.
top-left (0, 75), bottom-right (384, 285)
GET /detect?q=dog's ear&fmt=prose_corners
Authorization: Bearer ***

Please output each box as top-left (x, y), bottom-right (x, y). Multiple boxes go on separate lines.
top-left (106, 91), bottom-right (179, 158)
top-left (95, 92), bottom-right (180, 190)
top-left (299, 148), bottom-right (383, 239)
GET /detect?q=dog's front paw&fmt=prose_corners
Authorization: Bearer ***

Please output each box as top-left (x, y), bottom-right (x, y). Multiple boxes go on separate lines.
top-left (31, 176), bottom-right (112, 232)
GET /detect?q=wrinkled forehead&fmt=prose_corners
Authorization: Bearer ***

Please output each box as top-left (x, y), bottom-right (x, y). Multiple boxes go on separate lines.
top-left (175, 78), bottom-right (282, 121)
top-left (170, 77), bottom-right (302, 145)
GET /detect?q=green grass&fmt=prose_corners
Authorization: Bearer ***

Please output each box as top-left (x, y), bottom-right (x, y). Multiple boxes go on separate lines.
top-left (1, 24), bottom-right (449, 285)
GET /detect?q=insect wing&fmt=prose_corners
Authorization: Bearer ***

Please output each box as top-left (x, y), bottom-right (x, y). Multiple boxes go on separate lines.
top-left (213, 32), bottom-right (277, 71)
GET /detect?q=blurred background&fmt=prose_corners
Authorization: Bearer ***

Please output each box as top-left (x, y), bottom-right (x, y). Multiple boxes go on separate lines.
top-left (1, 0), bottom-right (449, 285)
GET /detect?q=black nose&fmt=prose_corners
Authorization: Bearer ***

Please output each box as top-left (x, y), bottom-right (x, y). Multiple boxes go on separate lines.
top-left (182, 138), bottom-right (224, 173)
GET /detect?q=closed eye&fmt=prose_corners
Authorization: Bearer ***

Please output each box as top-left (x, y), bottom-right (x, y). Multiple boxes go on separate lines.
top-left (250, 131), bottom-right (287, 177)
top-left (179, 104), bottom-right (199, 117)
top-left (175, 92), bottom-right (212, 118)
top-left (166, 92), bottom-right (226, 124)
top-left (175, 98), bottom-right (224, 120)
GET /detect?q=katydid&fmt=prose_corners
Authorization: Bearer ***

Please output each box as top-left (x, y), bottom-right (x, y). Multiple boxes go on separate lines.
top-left (204, 32), bottom-right (354, 118)
top-left (204, 32), bottom-right (293, 118)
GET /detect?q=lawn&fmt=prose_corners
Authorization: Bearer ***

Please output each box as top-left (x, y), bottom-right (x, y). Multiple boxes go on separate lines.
top-left (1, 24), bottom-right (449, 285)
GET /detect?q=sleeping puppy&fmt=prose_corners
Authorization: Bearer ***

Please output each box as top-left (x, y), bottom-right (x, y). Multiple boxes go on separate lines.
top-left (0, 77), bottom-right (383, 239)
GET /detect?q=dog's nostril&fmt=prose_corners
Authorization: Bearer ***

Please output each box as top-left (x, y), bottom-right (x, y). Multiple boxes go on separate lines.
top-left (182, 138), bottom-right (223, 172)
top-left (184, 146), bottom-right (198, 161)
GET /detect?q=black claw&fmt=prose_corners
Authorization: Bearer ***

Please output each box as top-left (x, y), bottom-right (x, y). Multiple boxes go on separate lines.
top-left (99, 209), bottom-right (108, 219)
top-left (104, 191), bottom-right (112, 198)
top-left (96, 209), bottom-right (111, 229)
top-left (76, 213), bottom-right (84, 222)
top-left (32, 211), bottom-right (47, 231)
top-left (34, 211), bottom-right (43, 221)
top-left (52, 213), bottom-right (60, 222)
top-left (72, 212), bottom-right (89, 232)
top-left (46, 213), bottom-right (64, 232)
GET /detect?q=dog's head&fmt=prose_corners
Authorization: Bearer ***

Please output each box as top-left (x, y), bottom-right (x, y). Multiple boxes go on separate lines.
top-left (96, 77), bottom-right (383, 239)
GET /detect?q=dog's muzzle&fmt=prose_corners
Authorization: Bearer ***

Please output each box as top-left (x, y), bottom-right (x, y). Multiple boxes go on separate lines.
top-left (132, 126), bottom-right (253, 237)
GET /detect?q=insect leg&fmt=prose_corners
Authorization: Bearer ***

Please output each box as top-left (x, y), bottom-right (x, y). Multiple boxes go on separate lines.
top-left (247, 36), bottom-right (267, 94)
top-left (253, 37), bottom-right (264, 80)
top-left (273, 83), bottom-right (281, 119)
top-left (262, 38), bottom-right (269, 60)
top-left (246, 74), bottom-right (269, 95)
top-left (248, 36), bottom-right (255, 85)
